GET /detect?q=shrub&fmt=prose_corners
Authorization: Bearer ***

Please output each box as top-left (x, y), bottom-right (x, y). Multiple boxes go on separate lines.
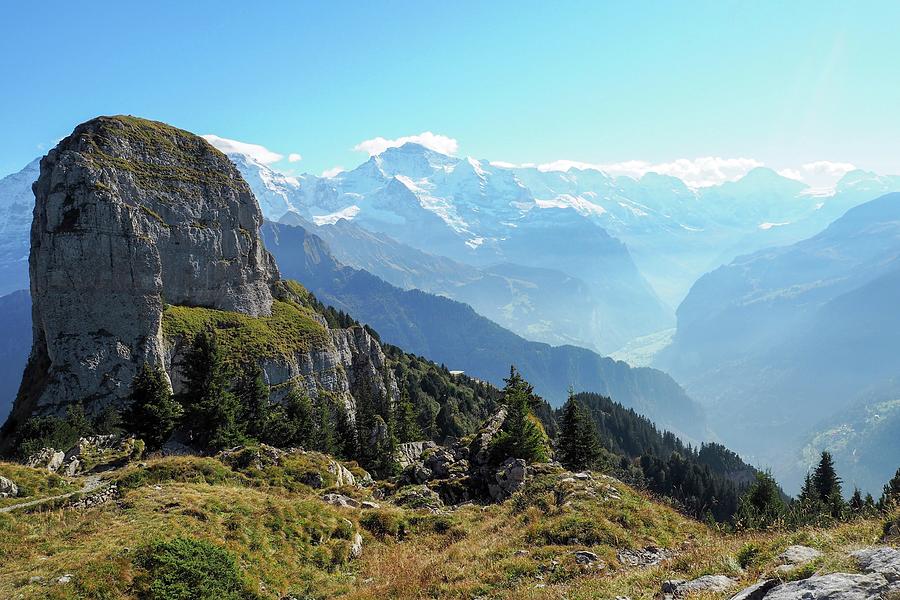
top-left (360, 510), bottom-right (407, 540)
top-left (134, 536), bottom-right (258, 600)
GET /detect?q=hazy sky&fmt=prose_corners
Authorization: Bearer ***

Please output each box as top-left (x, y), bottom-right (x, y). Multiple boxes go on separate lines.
top-left (2, 1), bottom-right (899, 187)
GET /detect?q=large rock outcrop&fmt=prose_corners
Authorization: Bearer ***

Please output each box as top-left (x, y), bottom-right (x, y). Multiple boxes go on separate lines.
top-left (3, 116), bottom-right (394, 440)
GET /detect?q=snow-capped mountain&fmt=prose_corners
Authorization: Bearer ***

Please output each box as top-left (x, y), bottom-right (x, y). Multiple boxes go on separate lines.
top-left (0, 158), bottom-right (39, 295)
top-left (2, 142), bottom-right (899, 355)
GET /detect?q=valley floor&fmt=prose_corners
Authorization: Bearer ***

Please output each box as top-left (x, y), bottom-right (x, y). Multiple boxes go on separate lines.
top-left (1, 453), bottom-right (897, 599)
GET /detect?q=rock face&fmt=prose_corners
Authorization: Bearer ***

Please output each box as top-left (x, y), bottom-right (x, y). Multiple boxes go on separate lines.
top-left (10, 116), bottom-right (277, 424)
top-left (0, 475), bottom-right (17, 498)
top-left (2, 116), bottom-right (397, 441)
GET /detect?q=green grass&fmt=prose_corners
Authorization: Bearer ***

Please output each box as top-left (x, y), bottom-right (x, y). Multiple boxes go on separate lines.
top-left (78, 115), bottom-right (240, 193)
top-left (161, 300), bottom-right (329, 366)
top-left (0, 452), bottom-right (896, 600)
top-left (0, 462), bottom-right (75, 508)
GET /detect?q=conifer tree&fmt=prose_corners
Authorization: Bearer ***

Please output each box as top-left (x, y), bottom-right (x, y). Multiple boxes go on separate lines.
top-left (849, 487), bottom-right (864, 514)
top-left (881, 467), bottom-right (900, 508)
top-left (181, 331), bottom-right (243, 450)
top-left (235, 362), bottom-right (270, 440)
top-left (557, 391), bottom-right (602, 471)
top-left (394, 389), bottom-right (421, 443)
top-left (310, 395), bottom-right (337, 455)
top-left (812, 451), bottom-right (845, 517)
top-left (335, 403), bottom-right (357, 460)
top-left (283, 385), bottom-right (315, 448)
top-left (490, 366), bottom-right (549, 464)
top-left (737, 471), bottom-right (786, 528)
top-left (125, 362), bottom-right (183, 449)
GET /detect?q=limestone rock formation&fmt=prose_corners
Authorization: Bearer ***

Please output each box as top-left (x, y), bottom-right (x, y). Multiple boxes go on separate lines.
top-left (9, 116), bottom-right (277, 425)
top-left (2, 116), bottom-right (398, 443)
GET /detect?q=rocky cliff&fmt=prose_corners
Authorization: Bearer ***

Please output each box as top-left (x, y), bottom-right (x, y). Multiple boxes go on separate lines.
top-left (3, 116), bottom-right (394, 441)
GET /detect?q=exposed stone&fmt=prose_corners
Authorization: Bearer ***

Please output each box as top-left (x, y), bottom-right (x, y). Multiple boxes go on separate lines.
top-left (760, 572), bottom-right (892, 599)
top-left (60, 458), bottom-right (81, 477)
top-left (727, 579), bottom-right (778, 600)
top-left (326, 460), bottom-right (358, 488)
top-left (299, 472), bottom-right (325, 489)
top-left (321, 493), bottom-right (360, 509)
top-left (468, 407), bottom-right (508, 467)
top-left (488, 457), bottom-right (528, 501)
top-left (393, 484), bottom-right (444, 510)
top-left (0, 475), bottom-right (18, 498)
top-left (13, 116), bottom-right (278, 422)
top-left (573, 550), bottom-right (601, 565)
top-left (25, 448), bottom-right (65, 472)
top-left (350, 532), bottom-right (363, 559)
top-left (4, 115), bottom-right (400, 443)
top-left (777, 544), bottom-right (822, 566)
top-left (396, 441), bottom-right (437, 470)
top-left (360, 501), bottom-right (380, 509)
top-left (852, 546), bottom-right (900, 582)
top-left (662, 575), bottom-right (736, 597)
top-left (617, 546), bottom-right (674, 568)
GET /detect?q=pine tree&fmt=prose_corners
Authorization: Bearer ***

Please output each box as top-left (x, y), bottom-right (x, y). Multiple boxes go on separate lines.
top-left (283, 385), bottom-right (315, 448)
top-left (181, 331), bottom-right (243, 450)
top-left (557, 392), bottom-right (602, 471)
top-left (335, 403), bottom-right (357, 460)
top-left (394, 389), bottom-right (421, 443)
top-left (124, 362), bottom-right (183, 449)
top-left (490, 366), bottom-right (549, 464)
top-left (881, 467), bottom-right (900, 508)
top-left (311, 395), bottom-right (337, 455)
top-left (812, 451), bottom-right (845, 518)
top-left (849, 487), bottom-right (865, 515)
top-left (235, 362), bottom-right (270, 440)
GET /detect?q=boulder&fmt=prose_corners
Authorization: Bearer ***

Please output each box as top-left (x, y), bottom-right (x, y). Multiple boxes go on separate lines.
top-left (25, 448), bottom-right (65, 472)
top-left (488, 457), bottom-right (528, 501)
top-left (327, 460), bottom-right (359, 488)
top-left (777, 544), bottom-right (822, 566)
top-left (852, 546), bottom-right (900, 582)
top-left (321, 493), bottom-right (360, 509)
top-left (760, 572), bottom-right (892, 599)
top-left (396, 441), bottom-right (437, 470)
top-left (662, 575), bottom-right (737, 597)
top-left (350, 532), bottom-right (363, 559)
top-left (60, 458), bottom-right (81, 477)
top-left (0, 475), bottom-right (18, 498)
top-left (393, 484), bottom-right (444, 510)
top-left (468, 407), bottom-right (507, 467)
top-left (573, 550), bottom-right (601, 565)
top-left (727, 579), bottom-right (778, 600)
top-left (617, 546), bottom-right (673, 568)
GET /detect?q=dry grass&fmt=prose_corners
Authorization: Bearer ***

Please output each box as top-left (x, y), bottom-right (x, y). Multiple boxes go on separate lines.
top-left (0, 454), bottom-right (895, 599)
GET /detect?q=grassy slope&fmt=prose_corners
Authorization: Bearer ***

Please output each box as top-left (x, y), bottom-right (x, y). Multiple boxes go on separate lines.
top-left (0, 454), bottom-right (894, 599)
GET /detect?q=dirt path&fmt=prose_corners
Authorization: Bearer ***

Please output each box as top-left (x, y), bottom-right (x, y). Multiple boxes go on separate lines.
top-left (0, 474), bottom-right (104, 514)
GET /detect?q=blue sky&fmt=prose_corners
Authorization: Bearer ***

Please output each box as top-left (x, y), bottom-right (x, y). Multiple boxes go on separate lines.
top-left (2, 1), bottom-right (899, 186)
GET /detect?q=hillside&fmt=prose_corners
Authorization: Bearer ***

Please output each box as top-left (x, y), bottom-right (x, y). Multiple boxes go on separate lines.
top-left (657, 192), bottom-right (900, 490)
top-left (260, 220), bottom-right (707, 440)
top-left (1, 447), bottom-right (897, 599)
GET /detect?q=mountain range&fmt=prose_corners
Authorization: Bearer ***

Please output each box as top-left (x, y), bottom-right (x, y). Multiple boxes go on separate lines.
top-left (260, 219), bottom-right (706, 439)
top-left (657, 191), bottom-right (900, 491)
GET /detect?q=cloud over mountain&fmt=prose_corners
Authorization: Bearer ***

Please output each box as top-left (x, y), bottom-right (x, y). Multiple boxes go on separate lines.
top-left (353, 132), bottom-right (459, 156)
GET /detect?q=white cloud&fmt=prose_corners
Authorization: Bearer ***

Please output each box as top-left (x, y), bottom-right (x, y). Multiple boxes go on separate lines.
top-left (288, 153), bottom-right (302, 163)
top-left (321, 166), bottom-right (345, 178)
top-left (201, 134), bottom-right (284, 165)
top-left (537, 156), bottom-right (765, 188)
top-left (353, 132), bottom-right (459, 156)
top-left (801, 160), bottom-right (856, 177)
